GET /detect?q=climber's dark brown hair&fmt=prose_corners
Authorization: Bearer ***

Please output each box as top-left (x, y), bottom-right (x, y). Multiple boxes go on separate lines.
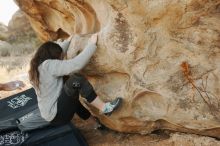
top-left (29, 41), bottom-right (63, 88)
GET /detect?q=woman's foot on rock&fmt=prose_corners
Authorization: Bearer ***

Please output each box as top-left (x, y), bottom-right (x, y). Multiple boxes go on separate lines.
top-left (102, 97), bottom-right (122, 116)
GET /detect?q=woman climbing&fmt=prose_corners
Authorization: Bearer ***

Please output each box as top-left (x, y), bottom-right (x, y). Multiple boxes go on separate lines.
top-left (29, 33), bottom-right (122, 125)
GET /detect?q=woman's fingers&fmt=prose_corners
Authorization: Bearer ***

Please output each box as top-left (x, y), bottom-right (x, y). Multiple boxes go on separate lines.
top-left (89, 33), bottom-right (98, 44)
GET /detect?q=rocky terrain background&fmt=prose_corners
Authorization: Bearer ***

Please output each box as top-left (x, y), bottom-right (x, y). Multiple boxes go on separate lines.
top-left (0, 10), bottom-right (40, 97)
top-left (0, 10), bottom-right (40, 62)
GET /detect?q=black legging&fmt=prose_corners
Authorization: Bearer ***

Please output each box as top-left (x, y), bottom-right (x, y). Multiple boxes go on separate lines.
top-left (51, 74), bottom-right (97, 125)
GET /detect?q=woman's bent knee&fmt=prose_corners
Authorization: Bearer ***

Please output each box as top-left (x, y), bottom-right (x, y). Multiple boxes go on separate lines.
top-left (65, 74), bottom-right (82, 87)
top-left (64, 74), bottom-right (97, 102)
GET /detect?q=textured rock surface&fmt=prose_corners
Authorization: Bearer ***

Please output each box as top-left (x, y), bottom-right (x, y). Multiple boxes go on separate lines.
top-left (16, 0), bottom-right (220, 138)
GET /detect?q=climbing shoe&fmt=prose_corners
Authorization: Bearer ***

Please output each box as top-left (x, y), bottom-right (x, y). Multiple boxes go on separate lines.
top-left (102, 97), bottom-right (122, 116)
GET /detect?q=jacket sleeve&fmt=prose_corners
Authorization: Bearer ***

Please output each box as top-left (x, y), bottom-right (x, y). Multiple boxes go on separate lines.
top-left (42, 43), bottom-right (97, 77)
top-left (54, 36), bottom-right (72, 53)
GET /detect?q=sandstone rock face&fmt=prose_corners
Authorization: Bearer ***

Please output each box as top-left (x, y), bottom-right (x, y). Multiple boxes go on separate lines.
top-left (16, 0), bottom-right (220, 138)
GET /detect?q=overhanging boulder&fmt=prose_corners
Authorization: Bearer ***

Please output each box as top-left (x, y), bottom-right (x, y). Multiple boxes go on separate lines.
top-left (15, 0), bottom-right (220, 138)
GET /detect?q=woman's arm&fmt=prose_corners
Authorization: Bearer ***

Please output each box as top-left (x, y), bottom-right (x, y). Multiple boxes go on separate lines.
top-left (45, 42), bottom-right (97, 76)
top-left (43, 34), bottom-right (98, 77)
top-left (54, 35), bottom-right (73, 53)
